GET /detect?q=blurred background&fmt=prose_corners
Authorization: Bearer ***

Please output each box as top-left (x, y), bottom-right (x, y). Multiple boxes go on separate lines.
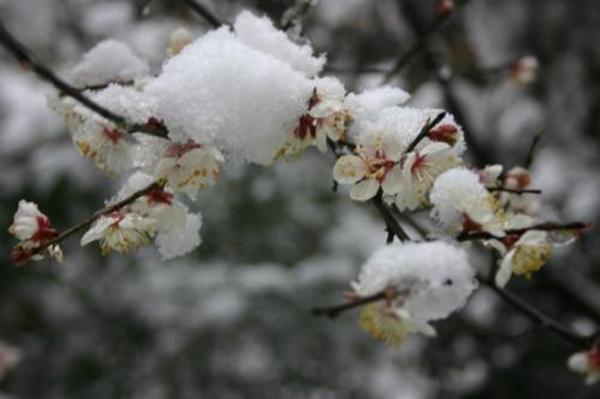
top-left (0, 0), bottom-right (599, 397)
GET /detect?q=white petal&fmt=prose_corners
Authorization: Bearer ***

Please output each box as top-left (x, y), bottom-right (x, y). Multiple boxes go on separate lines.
top-left (495, 251), bottom-right (515, 287)
top-left (333, 155), bottom-right (367, 184)
top-left (568, 353), bottom-right (590, 373)
top-left (350, 178), bottom-right (380, 201)
top-left (381, 165), bottom-right (403, 195)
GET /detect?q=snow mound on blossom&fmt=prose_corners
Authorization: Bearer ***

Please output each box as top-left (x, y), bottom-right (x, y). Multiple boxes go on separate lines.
top-left (233, 11), bottom-right (325, 77)
top-left (156, 213), bottom-right (203, 260)
top-left (346, 86), bottom-right (410, 137)
top-left (429, 168), bottom-right (488, 231)
top-left (89, 84), bottom-right (156, 125)
top-left (69, 40), bottom-right (150, 87)
top-left (147, 26), bottom-right (314, 165)
top-left (369, 107), bottom-right (465, 153)
top-left (353, 241), bottom-right (476, 321)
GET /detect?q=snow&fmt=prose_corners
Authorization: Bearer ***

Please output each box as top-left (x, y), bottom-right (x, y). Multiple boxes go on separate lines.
top-left (233, 11), bottom-right (325, 77)
top-left (147, 26), bottom-right (314, 165)
top-left (352, 241), bottom-right (477, 321)
top-left (155, 212), bottom-right (203, 259)
top-left (69, 39), bottom-right (150, 87)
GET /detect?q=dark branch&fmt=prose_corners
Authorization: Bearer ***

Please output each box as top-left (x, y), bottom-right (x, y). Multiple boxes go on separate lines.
top-left (372, 191), bottom-right (411, 242)
top-left (179, 0), bottom-right (223, 28)
top-left (524, 132), bottom-right (542, 168)
top-left (21, 181), bottom-right (163, 262)
top-left (281, 0), bottom-right (316, 31)
top-left (383, 0), bottom-right (474, 82)
top-left (404, 111), bottom-right (447, 153)
top-left (481, 278), bottom-right (592, 348)
top-left (457, 222), bottom-right (589, 242)
top-left (487, 187), bottom-right (542, 195)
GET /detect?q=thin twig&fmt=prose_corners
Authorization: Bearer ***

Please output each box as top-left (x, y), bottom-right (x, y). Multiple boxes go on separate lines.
top-left (487, 187), bottom-right (542, 195)
top-left (404, 111), bottom-right (447, 153)
top-left (524, 132), bottom-right (543, 168)
top-left (312, 291), bottom-right (388, 319)
top-left (383, 0), bottom-right (474, 82)
top-left (372, 191), bottom-right (411, 242)
top-left (457, 222), bottom-right (589, 242)
top-left (24, 181), bottom-right (162, 261)
top-left (179, 0), bottom-right (223, 28)
top-left (281, 0), bottom-right (316, 31)
top-left (481, 278), bottom-right (592, 348)
top-left (0, 22), bottom-right (168, 138)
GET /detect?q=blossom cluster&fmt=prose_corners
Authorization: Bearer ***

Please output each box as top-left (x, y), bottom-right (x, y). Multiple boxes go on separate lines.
top-left (7, 9), bottom-right (590, 379)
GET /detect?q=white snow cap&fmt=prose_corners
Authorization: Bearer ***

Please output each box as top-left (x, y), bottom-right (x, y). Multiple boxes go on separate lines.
top-left (147, 16), bottom-right (319, 165)
top-left (89, 84), bottom-right (156, 125)
top-left (367, 107), bottom-right (465, 153)
top-left (430, 168), bottom-right (504, 236)
top-left (69, 40), bottom-right (150, 87)
top-left (353, 241), bottom-right (477, 321)
top-left (346, 86), bottom-right (410, 137)
top-left (156, 213), bottom-right (202, 259)
top-left (233, 11), bottom-right (325, 77)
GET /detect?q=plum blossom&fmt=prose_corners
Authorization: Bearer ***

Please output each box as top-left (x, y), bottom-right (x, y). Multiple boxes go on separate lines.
top-left (568, 347), bottom-right (600, 385)
top-left (74, 121), bottom-right (133, 175)
top-left (277, 87), bottom-right (352, 157)
top-left (81, 211), bottom-right (157, 255)
top-left (333, 130), bottom-right (404, 201)
top-left (9, 200), bottom-right (62, 264)
top-left (155, 140), bottom-right (224, 199)
top-left (167, 27), bottom-right (193, 57)
top-left (385, 141), bottom-right (461, 211)
top-left (352, 242), bottom-right (476, 345)
top-left (493, 230), bottom-right (553, 287)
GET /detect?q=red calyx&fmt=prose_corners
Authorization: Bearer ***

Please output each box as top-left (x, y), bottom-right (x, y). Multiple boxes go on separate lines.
top-left (31, 216), bottom-right (58, 243)
top-left (102, 128), bottom-right (124, 144)
top-left (146, 188), bottom-right (174, 205)
top-left (462, 214), bottom-right (482, 233)
top-left (10, 246), bottom-right (32, 265)
top-left (428, 124), bottom-right (458, 146)
top-left (166, 139), bottom-right (202, 158)
top-left (295, 114), bottom-right (317, 139)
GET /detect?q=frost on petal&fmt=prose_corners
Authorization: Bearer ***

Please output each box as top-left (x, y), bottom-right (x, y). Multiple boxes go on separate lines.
top-left (69, 39), bottom-right (150, 87)
top-left (350, 178), bottom-right (380, 201)
top-left (233, 11), bottom-right (325, 77)
top-left (155, 213), bottom-right (202, 260)
top-left (147, 28), bottom-right (314, 165)
top-left (333, 155), bottom-right (367, 184)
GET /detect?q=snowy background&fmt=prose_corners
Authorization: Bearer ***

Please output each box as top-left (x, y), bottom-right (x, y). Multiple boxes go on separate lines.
top-left (1, 0), bottom-right (600, 398)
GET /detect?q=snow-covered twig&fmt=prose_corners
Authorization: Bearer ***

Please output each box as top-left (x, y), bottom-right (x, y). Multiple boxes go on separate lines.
top-left (0, 22), bottom-right (168, 138)
top-left (20, 181), bottom-right (162, 263)
top-left (180, 0), bottom-right (223, 28)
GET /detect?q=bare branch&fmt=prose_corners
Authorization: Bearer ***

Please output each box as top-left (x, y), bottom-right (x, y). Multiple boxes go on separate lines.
top-left (383, 0), bottom-right (474, 82)
top-left (179, 0), bottom-right (223, 28)
top-left (481, 278), bottom-right (592, 348)
top-left (404, 111), bottom-right (447, 153)
top-left (487, 187), bottom-right (542, 195)
top-left (18, 181), bottom-right (163, 263)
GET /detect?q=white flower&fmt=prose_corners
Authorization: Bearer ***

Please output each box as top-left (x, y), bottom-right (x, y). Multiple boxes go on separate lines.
top-left (352, 242), bottom-right (476, 344)
top-left (568, 348), bottom-right (600, 385)
top-left (478, 164), bottom-right (503, 187)
top-left (167, 27), bottom-right (193, 57)
top-left (9, 200), bottom-right (55, 243)
top-left (9, 200), bottom-right (62, 264)
top-left (332, 130), bottom-right (404, 201)
top-left (509, 55), bottom-right (539, 85)
top-left (0, 342), bottom-right (21, 380)
top-left (494, 230), bottom-right (553, 287)
top-left (386, 142), bottom-right (461, 211)
top-left (276, 87), bottom-right (352, 157)
top-left (74, 122), bottom-right (132, 175)
top-left (81, 212), bottom-right (157, 255)
top-left (155, 140), bottom-right (224, 199)
top-left (430, 168), bottom-right (506, 236)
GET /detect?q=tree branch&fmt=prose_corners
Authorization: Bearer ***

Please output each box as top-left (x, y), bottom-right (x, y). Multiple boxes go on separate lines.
top-left (383, 0), bottom-right (474, 82)
top-left (20, 181), bottom-right (163, 262)
top-left (481, 278), bottom-right (592, 348)
top-left (179, 0), bottom-right (223, 28)
top-left (0, 22), bottom-right (168, 138)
